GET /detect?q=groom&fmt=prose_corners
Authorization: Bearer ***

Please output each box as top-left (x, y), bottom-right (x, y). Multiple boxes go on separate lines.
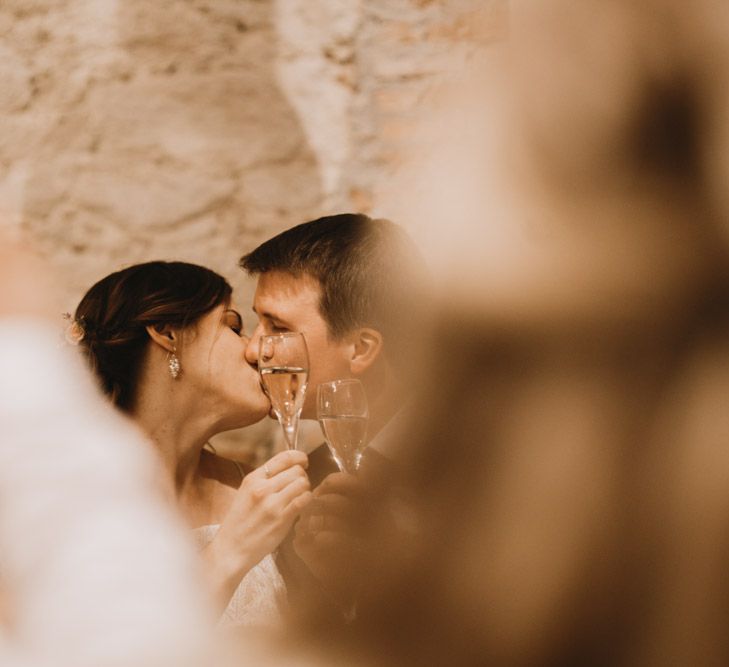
top-left (240, 213), bottom-right (428, 609)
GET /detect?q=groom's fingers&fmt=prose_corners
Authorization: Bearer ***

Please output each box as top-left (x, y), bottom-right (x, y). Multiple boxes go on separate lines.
top-left (315, 473), bottom-right (368, 503)
top-left (295, 530), bottom-right (363, 565)
top-left (306, 494), bottom-right (357, 520)
top-left (293, 527), bottom-right (338, 555)
top-left (316, 472), bottom-right (360, 495)
top-left (297, 512), bottom-right (349, 536)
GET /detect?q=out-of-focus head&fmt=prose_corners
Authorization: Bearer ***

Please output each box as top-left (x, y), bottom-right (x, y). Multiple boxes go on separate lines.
top-left (413, 0), bottom-right (729, 337)
top-left (75, 261), bottom-right (268, 425)
top-left (318, 2), bottom-right (729, 666)
top-left (240, 213), bottom-right (428, 417)
top-left (0, 232), bottom-right (58, 322)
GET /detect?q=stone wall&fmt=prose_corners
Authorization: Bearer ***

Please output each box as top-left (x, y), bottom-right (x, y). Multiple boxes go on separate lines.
top-left (0, 0), bottom-right (505, 460)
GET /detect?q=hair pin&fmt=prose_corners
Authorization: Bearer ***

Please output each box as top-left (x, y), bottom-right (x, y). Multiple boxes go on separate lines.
top-left (62, 312), bottom-right (86, 345)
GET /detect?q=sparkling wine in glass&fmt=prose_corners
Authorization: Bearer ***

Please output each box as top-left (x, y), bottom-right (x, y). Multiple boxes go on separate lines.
top-left (258, 332), bottom-right (309, 450)
top-left (317, 379), bottom-right (369, 473)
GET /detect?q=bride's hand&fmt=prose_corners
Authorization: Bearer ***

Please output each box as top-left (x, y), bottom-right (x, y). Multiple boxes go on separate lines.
top-left (203, 450), bottom-right (311, 608)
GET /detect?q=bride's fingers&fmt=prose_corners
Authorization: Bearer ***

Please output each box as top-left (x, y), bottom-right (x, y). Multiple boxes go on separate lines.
top-left (258, 450), bottom-right (308, 479)
top-left (265, 464), bottom-right (308, 493)
top-left (276, 475), bottom-right (311, 506)
top-left (281, 488), bottom-right (313, 523)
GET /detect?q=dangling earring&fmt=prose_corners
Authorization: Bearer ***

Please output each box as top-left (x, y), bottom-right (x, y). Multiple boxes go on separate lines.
top-left (168, 347), bottom-right (181, 379)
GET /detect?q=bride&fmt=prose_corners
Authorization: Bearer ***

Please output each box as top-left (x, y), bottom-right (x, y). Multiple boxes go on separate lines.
top-left (72, 260), bottom-right (312, 627)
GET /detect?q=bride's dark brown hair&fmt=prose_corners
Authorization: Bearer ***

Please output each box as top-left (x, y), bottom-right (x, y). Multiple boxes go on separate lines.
top-left (75, 261), bottom-right (232, 412)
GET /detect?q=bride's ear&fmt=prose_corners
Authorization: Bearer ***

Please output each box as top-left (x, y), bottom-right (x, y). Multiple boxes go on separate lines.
top-left (145, 324), bottom-right (178, 353)
top-left (349, 327), bottom-right (384, 375)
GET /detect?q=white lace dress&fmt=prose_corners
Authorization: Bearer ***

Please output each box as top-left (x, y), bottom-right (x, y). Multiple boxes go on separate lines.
top-left (193, 524), bottom-right (287, 628)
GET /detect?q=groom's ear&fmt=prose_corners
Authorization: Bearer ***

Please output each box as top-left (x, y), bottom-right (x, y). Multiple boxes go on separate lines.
top-left (145, 324), bottom-right (178, 353)
top-left (348, 327), bottom-right (384, 376)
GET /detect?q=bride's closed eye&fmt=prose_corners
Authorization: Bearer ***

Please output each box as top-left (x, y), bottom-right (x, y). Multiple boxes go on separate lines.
top-left (223, 309), bottom-right (244, 337)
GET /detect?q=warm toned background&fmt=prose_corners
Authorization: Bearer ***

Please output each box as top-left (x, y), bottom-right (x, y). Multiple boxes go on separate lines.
top-left (0, 0), bottom-right (505, 461)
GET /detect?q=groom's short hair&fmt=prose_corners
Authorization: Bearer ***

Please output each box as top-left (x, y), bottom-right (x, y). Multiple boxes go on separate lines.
top-left (240, 213), bottom-right (427, 344)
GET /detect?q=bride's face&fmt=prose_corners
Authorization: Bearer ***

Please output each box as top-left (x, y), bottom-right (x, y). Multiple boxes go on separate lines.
top-left (179, 303), bottom-right (270, 428)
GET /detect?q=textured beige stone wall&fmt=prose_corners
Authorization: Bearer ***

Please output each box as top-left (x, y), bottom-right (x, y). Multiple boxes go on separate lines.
top-left (0, 0), bottom-right (505, 460)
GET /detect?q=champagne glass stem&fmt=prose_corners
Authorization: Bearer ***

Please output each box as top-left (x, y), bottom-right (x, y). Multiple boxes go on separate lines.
top-left (281, 415), bottom-right (300, 450)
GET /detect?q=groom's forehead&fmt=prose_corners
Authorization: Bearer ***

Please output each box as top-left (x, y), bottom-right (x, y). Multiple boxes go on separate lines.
top-left (253, 270), bottom-right (322, 317)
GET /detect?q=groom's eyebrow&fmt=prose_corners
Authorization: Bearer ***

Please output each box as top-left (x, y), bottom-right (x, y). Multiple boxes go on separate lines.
top-left (252, 306), bottom-right (291, 327)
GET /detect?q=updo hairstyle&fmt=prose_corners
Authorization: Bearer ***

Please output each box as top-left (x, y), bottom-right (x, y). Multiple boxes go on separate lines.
top-left (74, 261), bottom-right (232, 412)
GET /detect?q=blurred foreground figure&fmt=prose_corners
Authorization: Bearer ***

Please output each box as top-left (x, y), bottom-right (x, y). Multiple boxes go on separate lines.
top-left (306, 1), bottom-right (729, 666)
top-left (0, 237), bottom-right (215, 666)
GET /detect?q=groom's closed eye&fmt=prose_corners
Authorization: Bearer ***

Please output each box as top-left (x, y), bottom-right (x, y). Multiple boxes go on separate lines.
top-left (255, 310), bottom-right (292, 333)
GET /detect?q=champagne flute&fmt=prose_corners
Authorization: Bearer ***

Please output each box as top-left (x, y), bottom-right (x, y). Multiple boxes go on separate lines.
top-left (258, 332), bottom-right (309, 450)
top-left (317, 379), bottom-right (369, 473)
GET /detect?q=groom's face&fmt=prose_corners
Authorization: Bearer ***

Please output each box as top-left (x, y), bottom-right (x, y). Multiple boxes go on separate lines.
top-left (244, 270), bottom-right (353, 419)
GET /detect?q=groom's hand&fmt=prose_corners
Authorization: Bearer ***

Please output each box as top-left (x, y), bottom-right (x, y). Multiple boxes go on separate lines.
top-left (293, 472), bottom-right (369, 594)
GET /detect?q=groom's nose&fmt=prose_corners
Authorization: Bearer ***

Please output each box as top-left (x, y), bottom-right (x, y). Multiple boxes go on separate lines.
top-left (244, 325), bottom-right (261, 369)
